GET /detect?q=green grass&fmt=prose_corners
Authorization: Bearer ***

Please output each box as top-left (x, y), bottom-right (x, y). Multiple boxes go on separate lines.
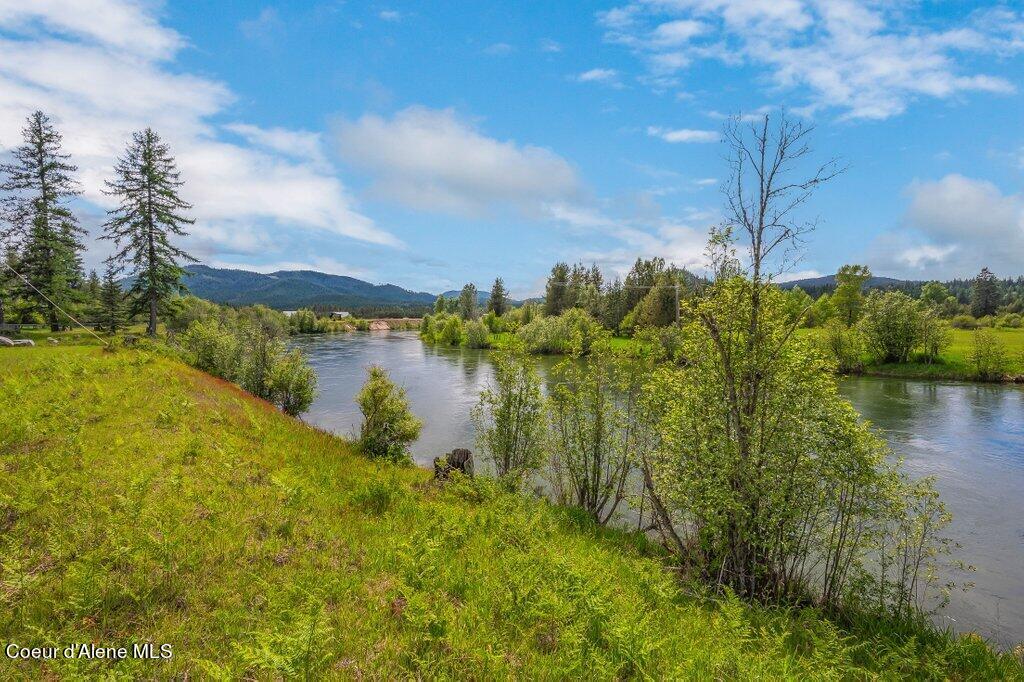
top-left (797, 327), bottom-right (1024, 380)
top-left (1, 345), bottom-right (1021, 679)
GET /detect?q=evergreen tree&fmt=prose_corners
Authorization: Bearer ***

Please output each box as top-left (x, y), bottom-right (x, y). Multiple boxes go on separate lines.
top-left (99, 264), bottom-right (125, 334)
top-left (433, 294), bottom-right (446, 314)
top-left (544, 262), bottom-right (570, 316)
top-left (458, 283), bottom-right (478, 320)
top-left (101, 128), bottom-right (196, 336)
top-left (971, 267), bottom-right (999, 318)
top-left (488, 277), bottom-right (508, 316)
top-left (86, 269), bottom-right (101, 301)
top-left (0, 111), bottom-right (85, 331)
top-left (0, 246), bottom-right (21, 325)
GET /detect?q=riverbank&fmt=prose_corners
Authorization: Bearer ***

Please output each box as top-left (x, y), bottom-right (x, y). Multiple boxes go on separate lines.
top-left (483, 327), bottom-right (1024, 383)
top-left (1, 343), bottom-right (1021, 677)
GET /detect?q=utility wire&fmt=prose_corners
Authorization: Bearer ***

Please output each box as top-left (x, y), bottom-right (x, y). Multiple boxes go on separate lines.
top-left (2, 261), bottom-right (110, 347)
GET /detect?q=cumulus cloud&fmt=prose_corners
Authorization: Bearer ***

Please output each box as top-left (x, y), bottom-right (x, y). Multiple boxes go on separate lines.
top-left (598, 1), bottom-right (1022, 119)
top-left (0, 0), bottom-right (399, 271)
top-left (869, 174), bottom-right (1024, 278)
top-left (647, 126), bottom-right (719, 143)
top-left (576, 68), bottom-right (621, 85)
top-left (334, 106), bottom-right (582, 217)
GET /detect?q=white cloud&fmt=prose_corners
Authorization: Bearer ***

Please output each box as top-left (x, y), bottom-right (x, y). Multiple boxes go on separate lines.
top-left (576, 68), bottom-right (620, 85)
top-left (869, 174), bottom-right (1024, 278)
top-left (379, 10), bottom-right (402, 22)
top-left (599, 2), bottom-right (1022, 119)
top-left (539, 38), bottom-right (562, 53)
top-left (334, 106), bottom-right (582, 216)
top-left (0, 0), bottom-right (400, 266)
top-left (775, 269), bottom-right (823, 283)
top-left (483, 42), bottom-right (513, 55)
top-left (647, 126), bottom-right (719, 143)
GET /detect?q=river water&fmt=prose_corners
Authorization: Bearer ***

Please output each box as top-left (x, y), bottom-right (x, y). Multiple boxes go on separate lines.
top-left (290, 331), bottom-right (1024, 647)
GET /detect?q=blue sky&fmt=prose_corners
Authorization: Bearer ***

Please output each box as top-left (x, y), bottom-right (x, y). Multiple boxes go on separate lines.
top-left (1, 1), bottom-right (1022, 296)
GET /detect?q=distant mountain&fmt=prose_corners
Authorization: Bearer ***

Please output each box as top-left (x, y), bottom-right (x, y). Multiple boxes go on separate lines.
top-left (440, 289), bottom-right (491, 305)
top-left (779, 274), bottom-right (914, 290)
top-left (182, 265), bottom-right (437, 310)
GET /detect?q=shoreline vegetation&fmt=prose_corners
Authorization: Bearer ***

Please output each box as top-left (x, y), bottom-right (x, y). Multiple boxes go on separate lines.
top-left (2, 345), bottom-right (1022, 678)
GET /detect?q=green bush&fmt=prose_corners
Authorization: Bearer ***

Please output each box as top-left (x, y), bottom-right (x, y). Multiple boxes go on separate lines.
top-left (356, 365), bottom-right (422, 462)
top-left (858, 291), bottom-right (922, 363)
top-left (950, 314), bottom-right (978, 329)
top-left (822, 318), bottom-right (866, 373)
top-left (464, 320), bottom-right (490, 348)
top-left (970, 329), bottom-right (1008, 381)
top-left (516, 308), bottom-right (602, 355)
top-left (996, 313), bottom-right (1022, 329)
top-left (438, 315), bottom-right (463, 345)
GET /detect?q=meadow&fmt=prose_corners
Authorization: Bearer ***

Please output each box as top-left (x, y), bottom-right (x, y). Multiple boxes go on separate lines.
top-left (1, 344), bottom-right (1021, 679)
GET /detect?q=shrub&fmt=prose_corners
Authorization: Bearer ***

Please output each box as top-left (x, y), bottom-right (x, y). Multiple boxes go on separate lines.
top-left (970, 329), bottom-right (1008, 381)
top-left (516, 308), bottom-right (602, 355)
top-left (166, 295), bottom-right (233, 333)
top-left (917, 309), bottom-right (952, 364)
top-left (178, 319), bottom-right (239, 378)
top-left (471, 342), bottom-right (545, 485)
top-left (356, 365), bottom-right (422, 462)
top-left (858, 291), bottom-right (922, 363)
top-left (996, 313), bottom-right (1022, 329)
top-left (822, 318), bottom-right (866, 373)
top-left (438, 315), bottom-right (464, 346)
top-left (269, 349), bottom-right (318, 416)
top-left (950, 314), bottom-right (978, 329)
top-left (464, 320), bottom-right (490, 349)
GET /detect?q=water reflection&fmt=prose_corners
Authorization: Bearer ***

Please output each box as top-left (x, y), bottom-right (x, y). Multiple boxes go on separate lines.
top-left (291, 332), bottom-right (1024, 647)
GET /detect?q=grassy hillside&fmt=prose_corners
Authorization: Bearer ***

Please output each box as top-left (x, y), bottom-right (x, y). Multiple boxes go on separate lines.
top-left (1, 347), bottom-right (1021, 679)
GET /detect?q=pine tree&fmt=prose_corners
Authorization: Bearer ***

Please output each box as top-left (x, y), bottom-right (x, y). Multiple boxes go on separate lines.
top-left (0, 111), bottom-right (85, 331)
top-left (86, 269), bottom-right (101, 301)
top-left (99, 264), bottom-right (125, 335)
top-left (0, 246), bottom-right (21, 325)
top-left (101, 128), bottom-right (196, 336)
top-left (544, 262), bottom-right (570, 316)
top-left (488, 277), bottom-right (508, 316)
top-left (971, 267), bottom-right (999, 318)
top-left (433, 294), bottom-right (446, 314)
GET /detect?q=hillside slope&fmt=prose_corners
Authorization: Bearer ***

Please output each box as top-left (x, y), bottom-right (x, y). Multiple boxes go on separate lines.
top-left (0, 348), bottom-right (1019, 679)
top-left (181, 264), bottom-right (437, 309)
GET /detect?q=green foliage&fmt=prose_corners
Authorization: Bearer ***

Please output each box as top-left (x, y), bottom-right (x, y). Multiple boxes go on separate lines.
top-left (463, 319), bottom-right (490, 349)
top-left (918, 309), bottom-right (953, 364)
top-left (488, 277), bottom-right (508, 316)
top-left (969, 329), bottom-right (1008, 380)
top-left (951, 314), bottom-right (979, 329)
top-left (98, 263), bottom-right (126, 335)
top-left (833, 264), bottom-right (871, 326)
top-left (166, 295), bottom-right (227, 333)
top-left (0, 348), bottom-right (1018, 679)
top-left (290, 308), bottom-right (319, 333)
top-left (822, 318), bottom-right (866, 373)
top-left (439, 314), bottom-right (464, 345)
top-left (458, 283), bottom-right (478, 320)
top-left (471, 342), bottom-right (545, 484)
top-left (547, 338), bottom-right (634, 524)
top-left (101, 128), bottom-right (196, 335)
top-left (1, 111), bottom-right (86, 332)
top-left (356, 365), bottom-right (422, 462)
top-left (644, 278), bottom-right (962, 615)
top-left (516, 308), bottom-right (603, 355)
top-left (543, 262), bottom-right (571, 316)
top-left (859, 290), bottom-right (923, 363)
top-left (176, 312), bottom-right (317, 416)
top-left (971, 267), bottom-right (1000, 318)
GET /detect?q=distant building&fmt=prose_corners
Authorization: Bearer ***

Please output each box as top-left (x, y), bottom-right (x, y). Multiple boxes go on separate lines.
top-left (330, 311), bottom-right (352, 319)
top-left (282, 310), bottom-right (298, 317)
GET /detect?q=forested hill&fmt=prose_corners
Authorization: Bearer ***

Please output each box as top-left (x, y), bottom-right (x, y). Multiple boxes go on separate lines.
top-left (781, 272), bottom-right (1024, 303)
top-left (181, 265), bottom-right (436, 310)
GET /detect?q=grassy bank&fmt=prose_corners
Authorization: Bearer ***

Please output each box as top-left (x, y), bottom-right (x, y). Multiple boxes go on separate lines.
top-left (1, 346), bottom-right (1021, 678)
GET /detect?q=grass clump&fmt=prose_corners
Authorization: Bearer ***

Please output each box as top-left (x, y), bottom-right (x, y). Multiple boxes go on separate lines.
top-left (0, 347), bottom-right (1020, 679)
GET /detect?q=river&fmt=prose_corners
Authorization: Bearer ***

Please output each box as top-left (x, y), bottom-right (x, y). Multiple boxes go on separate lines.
top-left (290, 331), bottom-right (1024, 647)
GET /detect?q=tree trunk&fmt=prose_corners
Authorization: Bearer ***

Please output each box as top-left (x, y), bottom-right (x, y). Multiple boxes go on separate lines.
top-left (147, 294), bottom-right (157, 336)
top-left (48, 301), bottom-right (59, 332)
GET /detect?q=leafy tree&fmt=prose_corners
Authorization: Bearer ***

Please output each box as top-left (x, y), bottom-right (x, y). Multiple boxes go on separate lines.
top-left (626, 269), bottom-right (683, 330)
top-left (543, 262), bottom-right (570, 316)
top-left (101, 128), bottom-right (196, 336)
top-left (970, 267), bottom-right (999, 318)
top-left (833, 264), bottom-right (871, 325)
top-left (439, 314), bottom-right (463, 345)
top-left (548, 337), bottom-right (633, 524)
top-left (1, 111), bottom-right (85, 331)
top-left (433, 294), bottom-right (446, 314)
top-left (781, 286), bottom-right (813, 326)
top-left (601, 277), bottom-right (627, 330)
top-left (98, 264), bottom-right (126, 334)
top-left (464, 319), bottom-right (490, 348)
top-left (458, 283), bottom-right (478, 320)
top-left (822, 317), bottom-right (866, 373)
top-left (269, 349), bottom-right (318, 416)
top-left (859, 290), bottom-right (922, 364)
top-left (969, 329), bottom-right (1008, 381)
top-left (919, 281), bottom-right (950, 307)
top-left (471, 342), bottom-right (545, 485)
top-left (918, 308), bottom-right (952, 364)
top-left (488, 277), bottom-right (508, 316)
top-left (356, 365), bottom-right (422, 462)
